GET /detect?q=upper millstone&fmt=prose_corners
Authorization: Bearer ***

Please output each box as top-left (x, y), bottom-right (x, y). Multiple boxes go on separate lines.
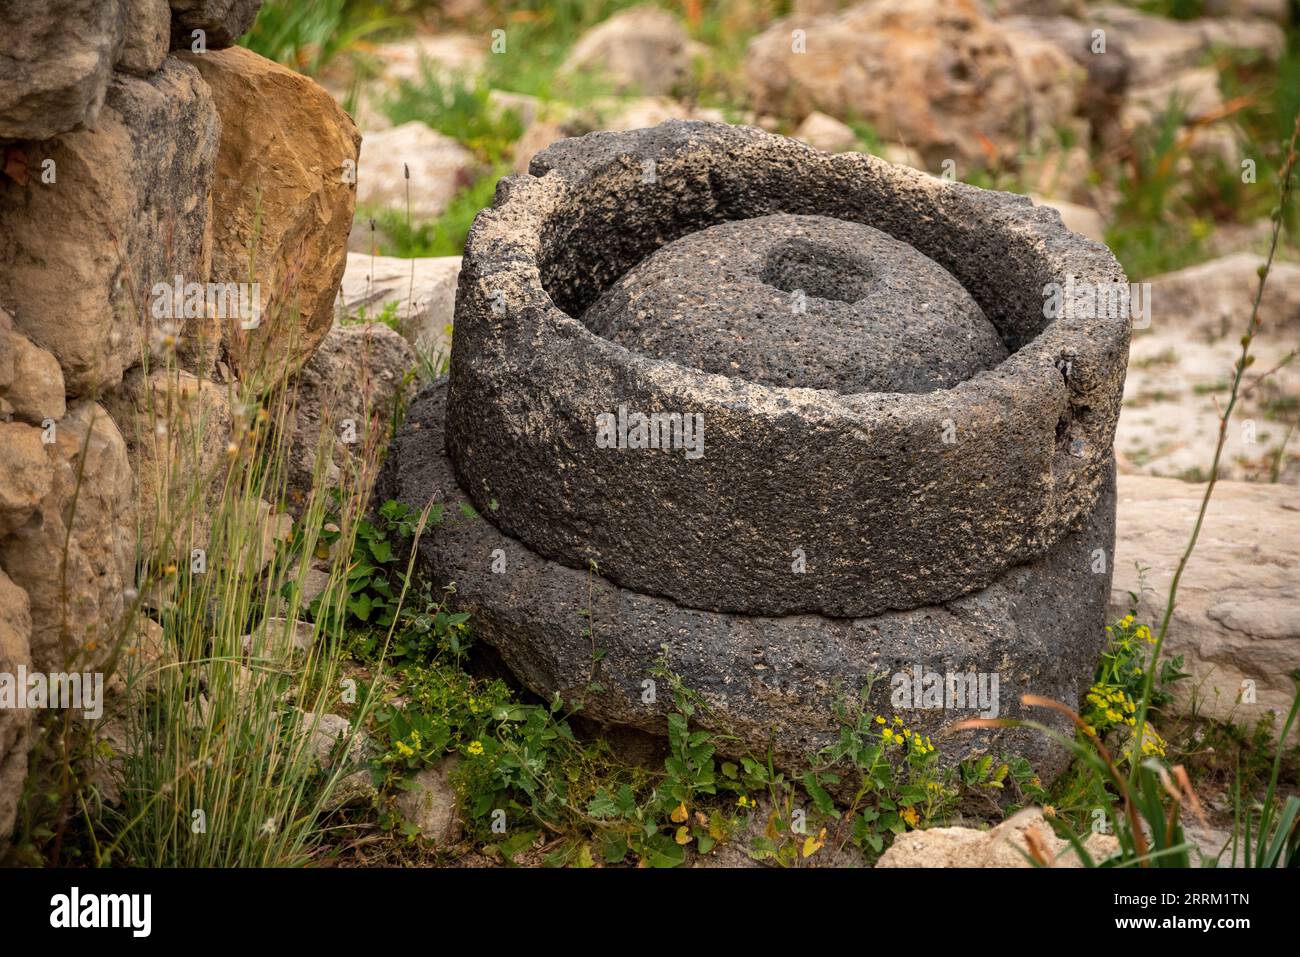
top-left (583, 214), bottom-right (1008, 394)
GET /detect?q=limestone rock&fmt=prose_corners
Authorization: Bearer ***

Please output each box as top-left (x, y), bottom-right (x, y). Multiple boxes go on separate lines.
top-left (0, 0), bottom-right (123, 141)
top-left (1116, 255), bottom-right (1300, 484)
top-left (301, 712), bottom-right (369, 770)
top-left (876, 808), bottom-right (1119, 867)
top-left (179, 46), bottom-right (360, 381)
top-left (120, 0), bottom-right (172, 75)
top-left (0, 568), bottom-right (32, 845)
top-left (282, 323), bottom-right (416, 513)
top-left (0, 402), bottom-right (134, 672)
top-left (0, 59), bottom-right (217, 394)
top-left (0, 308), bottom-right (66, 427)
top-left (794, 112), bottom-right (857, 153)
top-left (0, 422), bottom-right (52, 539)
top-left (744, 0), bottom-right (1082, 167)
top-left (396, 758), bottom-right (461, 844)
top-left (168, 0), bottom-right (262, 49)
top-left (103, 367), bottom-right (234, 551)
top-left (1112, 474), bottom-right (1300, 740)
top-left (336, 252), bottom-right (461, 360)
top-left (354, 121), bottom-right (477, 223)
top-left (562, 6), bottom-right (692, 96)
top-left (1031, 195), bottom-right (1105, 244)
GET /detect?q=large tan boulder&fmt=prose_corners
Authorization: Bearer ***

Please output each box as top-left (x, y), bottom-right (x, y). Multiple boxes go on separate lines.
top-left (0, 59), bottom-right (218, 394)
top-left (178, 46), bottom-right (361, 383)
top-left (1112, 474), bottom-right (1300, 740)
top-left (0, 403), bottom-right (134, 673)
top-left (877, 809), bottom-right (1119, 867)
top-left (0, 568), bottom-right (33, 846)
top-left (744, 0), bottom-right (1083, 168)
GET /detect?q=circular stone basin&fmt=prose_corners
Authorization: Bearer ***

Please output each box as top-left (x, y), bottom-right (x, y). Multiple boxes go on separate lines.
top-left (583, 214), bottom-right (1009, 394)
top-left (445, 120), bottom-right (1130, 619)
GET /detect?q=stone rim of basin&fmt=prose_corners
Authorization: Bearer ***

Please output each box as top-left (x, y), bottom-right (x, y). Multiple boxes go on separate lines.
top-left (445, 120), bottom-right (1129, 619)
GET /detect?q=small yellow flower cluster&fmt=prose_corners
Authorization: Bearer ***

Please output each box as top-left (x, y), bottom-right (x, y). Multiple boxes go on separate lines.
top-left (467, 740), bottom-right (484, 756)
top-left (1086, 684), bottom-right (1138, 729)
top-left (736, 795), bottom-right (756, 810)
top-left (875, 715), bottom-right (935, 754)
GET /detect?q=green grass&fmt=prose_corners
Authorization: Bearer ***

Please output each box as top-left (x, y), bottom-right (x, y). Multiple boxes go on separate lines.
top-left (240, 0), bottom-right (405, 76)
top-left (366, 165), bottom-right (507, 258)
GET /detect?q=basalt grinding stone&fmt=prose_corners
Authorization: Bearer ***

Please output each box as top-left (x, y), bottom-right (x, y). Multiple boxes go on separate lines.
top-left (583, 214), bottom-right (1009, 394)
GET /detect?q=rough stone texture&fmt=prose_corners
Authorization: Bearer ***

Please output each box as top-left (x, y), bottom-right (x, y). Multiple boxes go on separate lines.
top-left (562, 6), bottom-right (692, 96)
top-left (396, 757), bottom-right (461, 844)
top-left (0, 307), bottom-right (66, 428)
top-left (119, 0), bottom-right (172, 76)
top-left (0, 421), bottom-right (52, 540)
top-left (103, 367), bottom-right (234, 551)
top-left (1116, 254), bottom-right (1300, 485)
top-left (744, 0), bottom-right (1083, 167)
top-left (178, 46), bottom-right (360, 382)
top-left (168, 0), bottom-right (262, 49)
top-left (0, 59), bottom-right (217, 394)
top-left (354, 121), bottom-right (477, 222)
top-left (379, 381), bottom-right (1117, 783)
top-left (336, 252), bottom-right (460, 360)
top-left (282, 323), bottom-right (416, 513)
top-left (0, 0), bottom-right (123, 141)
top-left (0, 402), bottom-right (134, 673)
top-left (301, 712), bottom-right (368, 770)
top-left (1112, 475), bottom-right (1300, 742)
top-left (0, 567), bottom-right (32, 845)
top-left (583, 214), bottom-right (1008, 394)
top-left (446, 120), bottom-right (1129, 618)
top-left (876, 808), bottom-right (1119, 867)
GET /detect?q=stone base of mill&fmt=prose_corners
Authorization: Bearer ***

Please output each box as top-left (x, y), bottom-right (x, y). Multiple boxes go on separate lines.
top-left (379, 380), bottom-right (1117, 785)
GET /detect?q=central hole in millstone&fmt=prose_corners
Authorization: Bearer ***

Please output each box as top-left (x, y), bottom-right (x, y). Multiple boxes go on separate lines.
top-left (582, 213), bottom-right (1009, 394)
top-left (758, 237), bottom-right (876, 304)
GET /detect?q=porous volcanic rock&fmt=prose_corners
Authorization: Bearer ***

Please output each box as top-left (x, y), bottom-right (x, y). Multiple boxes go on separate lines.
top-left (445, 120), bottom-right (1129, 618)
top-left (583, 213), bottom-right (1008, 394)
top-left (379, 381), bottom-right (1117, 783)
